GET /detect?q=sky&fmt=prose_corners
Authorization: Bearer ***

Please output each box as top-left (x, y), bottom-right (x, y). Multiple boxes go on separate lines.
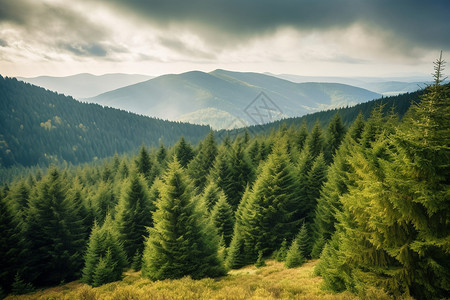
top-left (0, 0), bottom-right (449, 78)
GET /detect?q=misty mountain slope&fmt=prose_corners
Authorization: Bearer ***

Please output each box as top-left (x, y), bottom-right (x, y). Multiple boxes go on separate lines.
top-left (90, 70), bottom-right (381, 129)
top-left (18, 73), bottom-right (153, 99)
top-left (270, 73), bottom-right (430, 96)
top-left (0, 75), bottom-right (209, 168)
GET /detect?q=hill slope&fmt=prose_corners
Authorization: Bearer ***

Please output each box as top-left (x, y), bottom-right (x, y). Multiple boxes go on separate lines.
top-left (0, 76), bottom-right (209, 168)
top-left (18, 73), bottom-right (153, 99)
top-left (90, 70), bottom-right (381, 129)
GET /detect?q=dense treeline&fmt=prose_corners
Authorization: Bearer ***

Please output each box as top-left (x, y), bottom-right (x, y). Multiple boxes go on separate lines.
top-left (0, 65), bottom-right (448, 299)
top-left (0, 76), bottom-right (210, 168)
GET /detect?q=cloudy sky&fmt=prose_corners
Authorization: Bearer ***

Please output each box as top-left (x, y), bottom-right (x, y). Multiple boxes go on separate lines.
top-left (1, 0), bottom-right (449, 78)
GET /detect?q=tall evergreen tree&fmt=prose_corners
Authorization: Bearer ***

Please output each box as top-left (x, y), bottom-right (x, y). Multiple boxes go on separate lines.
top-left (304, 154), bottom-right (327, 225)
top-left (200, 181), bottom-right (223, 212)
top-left (82, 215), bottom-right (127, 286)
top-left (22, 168), bottom-right (85, 286)
top-left (174, 136), bottom-right (195, 168)
top-left (325, 58), bottom-right (450, 299)
top-left (296, 121), bottom-right (309, 151)
top-left (135, 144), bottom-right (154, 183)
top-left (305, 120), bottom-right (324, 159)
top-left (325, 113), bottom-right (346, 163)
top-left (142, 158), bottom-right (225, 280)
top-left (210, 193), bottom-right (235, 247)
top-left (228, 142), bottom-right (298, 266)
top-left (114, 173), bottom-right (153, 267)
top-left (0, 195), bottom-right (22, 293)
top-left (188, 131), bottom-right (218, 192)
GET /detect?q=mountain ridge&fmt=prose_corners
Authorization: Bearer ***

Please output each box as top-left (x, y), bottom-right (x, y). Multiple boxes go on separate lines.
top-left (90, 69), bottom-right (381, 129)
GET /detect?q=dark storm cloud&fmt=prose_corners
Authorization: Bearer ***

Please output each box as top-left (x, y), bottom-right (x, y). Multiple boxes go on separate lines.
top-left (0, 0), bottom-right (113, 58)
top-left (106, 0), bottom-right (450, 50)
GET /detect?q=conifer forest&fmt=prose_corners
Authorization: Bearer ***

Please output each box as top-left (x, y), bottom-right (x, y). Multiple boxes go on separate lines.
top-left (0, 55), bottom-right (448, 300)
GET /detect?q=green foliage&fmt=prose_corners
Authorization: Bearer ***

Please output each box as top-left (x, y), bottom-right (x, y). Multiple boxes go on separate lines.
top-left (188, 131), bottom-right (218, 192)
top-left (200, 181), bottom-right (222, 212)
top-left (114, 173), bottom-right (153, 265)
top-left (174, 136), bottom-right (195, 168)
top-left (0, 195), bottom-right (22, 292)
top-left (255, 251), bottom-right (266, 268)
top-left (285, 241), bottom-right (305, 269)
top-left (142, 158), bottom-right (225, 280)
top-left (11, 273), bottom-right (34, 295)
top-left (82, 215), bottom-right (127, 286)
top-left (276, 239), bottom-right (288, 262)
top-left (210, 193), bottom-right (235, 247)
top-left (305, 120), bottom-right (324, 159)
top-left (92, 249), bottom-right (118, 287)
top-left (229, 142), bottom-right (299, 266)
top-left (0, 76), bottom-right (209, 168)
top-left (325, 113), bottom-right (346, 163)
top-left (22, 168), bottom-right (86, 286)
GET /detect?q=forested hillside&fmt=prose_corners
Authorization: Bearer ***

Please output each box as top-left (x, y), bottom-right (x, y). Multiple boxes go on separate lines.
top-left (0, 76), bottom-right (209, 168)
top-left (1, 64), bottom-right (448, 299)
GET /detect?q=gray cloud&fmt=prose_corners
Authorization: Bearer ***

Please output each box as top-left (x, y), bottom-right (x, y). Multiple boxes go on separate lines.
top-left (0, 0), bottom-right (113, 58)
top-left (105, 0), bottom-right (450, 51)
top-left (0, 39), bottom-right (8, 47)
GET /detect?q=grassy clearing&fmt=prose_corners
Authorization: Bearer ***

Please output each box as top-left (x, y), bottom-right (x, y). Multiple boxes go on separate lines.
top-left (6, 260), bottom-right (359, 300)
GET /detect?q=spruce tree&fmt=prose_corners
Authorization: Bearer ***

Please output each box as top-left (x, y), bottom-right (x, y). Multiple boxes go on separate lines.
top-left (210, 193), bottom-right (235, 247)
top-left (229, 142), bottom-right (298, 265)
top-left (114, 173), bottom-right (153, 266)
top-left (82, 215), bottom-right (127, 286)
top-left (305, 120), bottom-right (324, 159)
top-left (23, 168), bottom-right (85, 286)
top-left (276, 239), bottom-right (288, 262)
top-left (329, 57), bottom-right (450, 299)
top-left (325, 113), bottom-right (346, 163)
top-left (304, 154), bottom-right (327, 225)
top-left (188, 131), bottom-right (218, 192)
top-left (285, 236), bottom-right (305, 269)
top-left (0, 195), bottom-right (22, 293)
top-left (174, 136), bottom-right (195, 168)
top-left (135, 144), bottom-right (154, 183)
top-left (296, 120), bottom-right (309, 151)
top-left (142, 158), bottom-right (225, 280)
top-left (200, 181), bottom-right (223, 212)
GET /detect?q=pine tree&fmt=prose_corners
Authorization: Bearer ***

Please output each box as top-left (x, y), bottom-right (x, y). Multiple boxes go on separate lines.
top-left (135, 144), bottom-right (154, 182)
top-left (200, 181), bottom-right (223, 212)
top-left (325, 113), bottom-right (346, 163)
top-left (255, 250), bottom-right (266, 268)
top-left (188, 131), bottom-right (218, 192)
top-left (284, 237), bottom-right (305, 269)
top-left (304, 154), bottom-right (327, 225)
top-left (296, 121), bottom-right (309, 151)
top-left (114, 173), bottom-right (153, 266)
top-left (0, 195), bottom-right (22, 292)
top-left (82, 215), bottom-right (127, 286)
top-left (156, 142), bottom-right (167, 164)
top-left (276, 239), bottom-right (288, 262)
top-left (311, 115), bottom-right (366, 256)
top-left (174, 136), bottom-right (195, 168)
top-left (229, 142), bottom-right (299, 266)
top-left (330, 56), bottom-right (450, 299)
top-left (92, 249), bottom-right (117, 287)
top-left (210, 193), bottom-right (235, 247)
top-left (23, 168), bottom-right (85, 286)
top-left (142, 158), bottom-right (225, 280)
top-left (225, 142), bottom-right (254, 210)
top-left (305, 120), bottom-right (324, 159)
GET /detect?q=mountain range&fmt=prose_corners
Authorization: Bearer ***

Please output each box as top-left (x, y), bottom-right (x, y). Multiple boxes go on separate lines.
top-left (88, 69), bottom-right (381, 129)
top-left (18, 73), bottom-right (153, 99)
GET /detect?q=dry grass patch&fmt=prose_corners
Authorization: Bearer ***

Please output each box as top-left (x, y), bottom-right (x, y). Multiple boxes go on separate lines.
top-left (6, 260), bottom-right (359, 300)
